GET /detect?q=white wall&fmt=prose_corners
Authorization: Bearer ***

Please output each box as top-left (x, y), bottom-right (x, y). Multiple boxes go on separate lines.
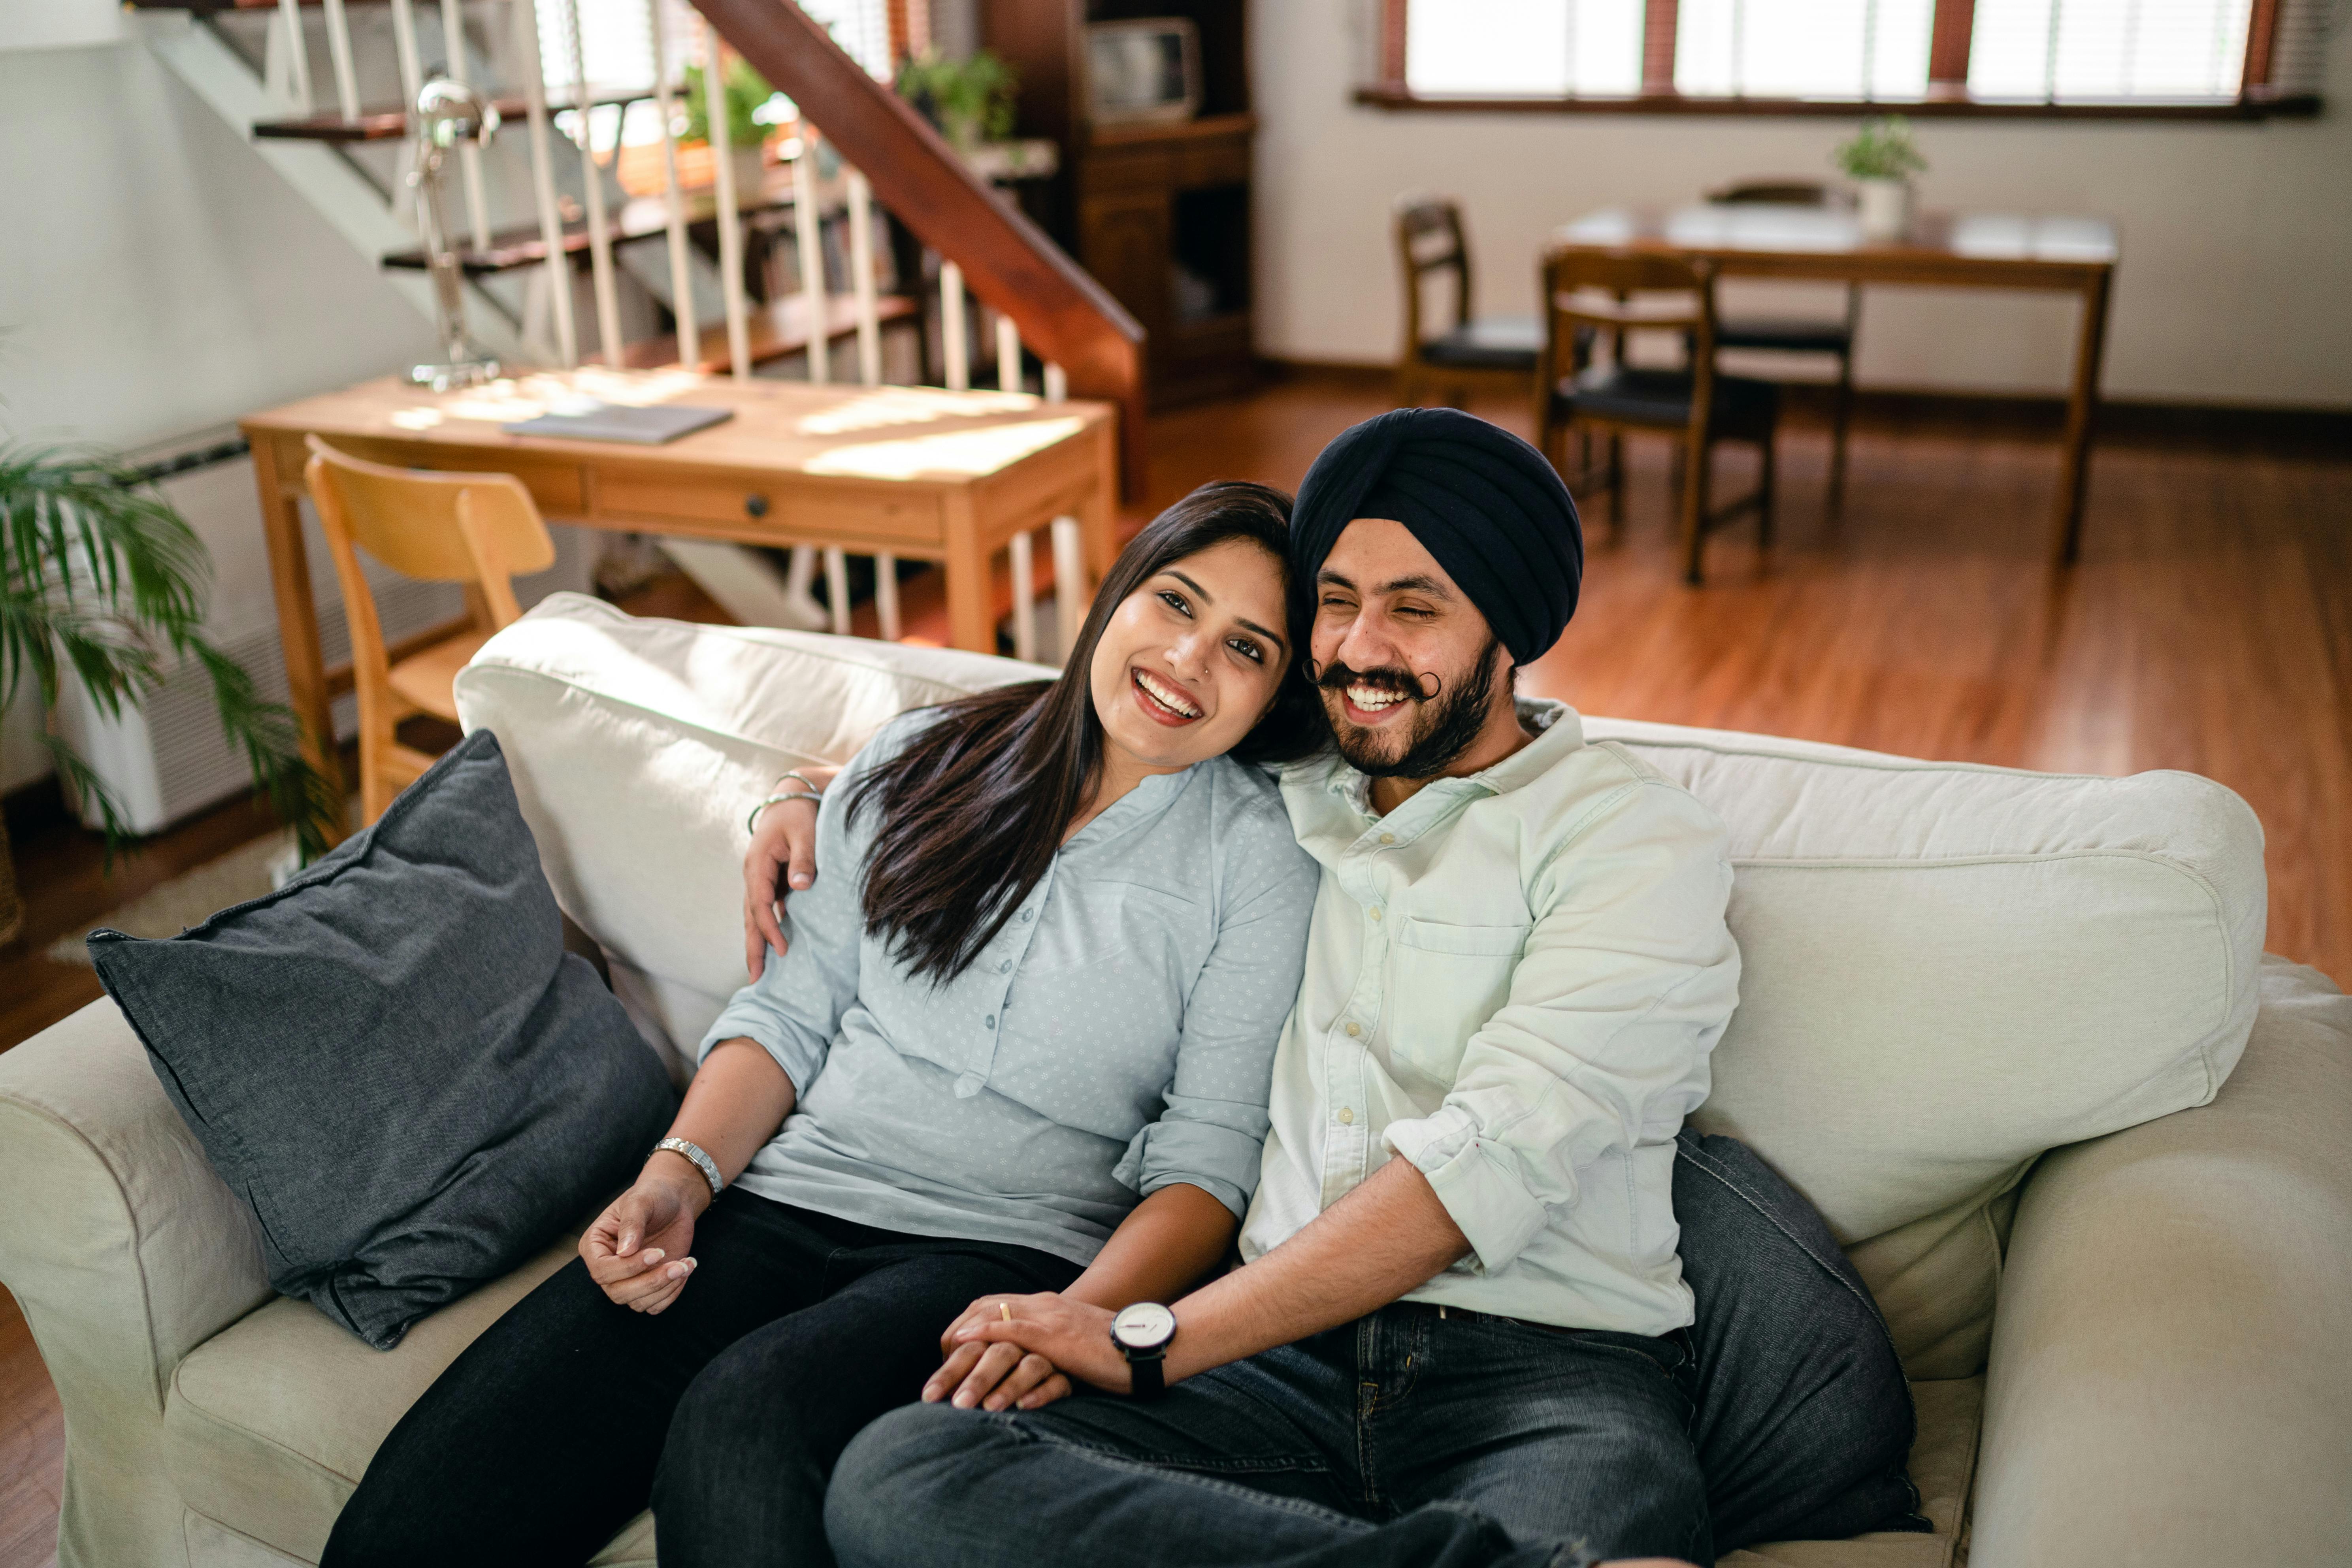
top-left (1, 5), bottom-right (438, 792)
top-left (1253, 0), bottom-right (2352, 406)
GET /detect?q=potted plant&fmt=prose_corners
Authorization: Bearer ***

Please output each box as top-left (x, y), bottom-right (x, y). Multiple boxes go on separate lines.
top-left (895, 48), bottom-right (1019, 151)
top-left (0, 443), bottom-right (341, 946)
top-left (1835, 115), bottom-right (1928, 241)
top-left (681, 55), bottom-right (783, 193)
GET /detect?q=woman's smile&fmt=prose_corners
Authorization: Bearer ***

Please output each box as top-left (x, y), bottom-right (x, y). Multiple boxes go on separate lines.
top-left (1130, 665), bottom-right (1205, 726)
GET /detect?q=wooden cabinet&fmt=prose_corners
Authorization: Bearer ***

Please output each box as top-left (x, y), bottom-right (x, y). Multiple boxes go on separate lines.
top-left (984, 0), bottom-right (1257, 408)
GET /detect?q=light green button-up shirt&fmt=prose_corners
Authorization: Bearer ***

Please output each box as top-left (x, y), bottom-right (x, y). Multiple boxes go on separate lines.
top-left (1237, 699), bottom-right (1741, 1334)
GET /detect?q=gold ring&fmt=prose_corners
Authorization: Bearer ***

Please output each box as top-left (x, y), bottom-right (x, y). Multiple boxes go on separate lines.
top-left (999, 1302), bottom-right (1013, 1323)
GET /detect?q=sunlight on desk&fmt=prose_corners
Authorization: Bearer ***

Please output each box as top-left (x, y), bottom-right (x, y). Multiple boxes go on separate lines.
top-left (796, 386), bottom-right (1039, 437)
top-left (804, 416), bottom-right (1090, 479)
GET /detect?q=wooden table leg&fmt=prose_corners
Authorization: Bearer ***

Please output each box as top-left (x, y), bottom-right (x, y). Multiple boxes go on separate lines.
top-left (248, 433), bottom-right (348, 847)
top-left (1081, 420), bottom-right (1121, 582)
top-left (2054, 266), bottom-right (2114, 566)
top-left (941, 491), bottom-right (993, 654)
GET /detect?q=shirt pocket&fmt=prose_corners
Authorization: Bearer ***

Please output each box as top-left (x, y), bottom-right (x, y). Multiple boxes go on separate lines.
top-left (1385, 917), bottom-right (1528, 1085)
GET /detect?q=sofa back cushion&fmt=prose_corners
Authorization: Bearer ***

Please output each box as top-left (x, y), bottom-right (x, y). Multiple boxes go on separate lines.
top-left (458, 599), bottom-right (2269, 1378)
top-left (452, 595), bottom-right (1046, 1077)
top-left (1583, 718), bottom-right (2267, 1378)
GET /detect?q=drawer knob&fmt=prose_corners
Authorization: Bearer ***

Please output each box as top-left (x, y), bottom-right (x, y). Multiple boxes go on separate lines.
top-left (744, 493), bottom-right (769, 518)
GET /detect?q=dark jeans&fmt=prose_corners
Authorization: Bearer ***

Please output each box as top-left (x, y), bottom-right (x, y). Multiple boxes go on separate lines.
top-left (322, 1187), bottom-right (1081, 1568)
top-left (829, 1305), bottom-right (1711, 1568)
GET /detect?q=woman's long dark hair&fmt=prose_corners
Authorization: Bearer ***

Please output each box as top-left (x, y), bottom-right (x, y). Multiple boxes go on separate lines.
top-left (850, 481), bottom-right (1324, 984)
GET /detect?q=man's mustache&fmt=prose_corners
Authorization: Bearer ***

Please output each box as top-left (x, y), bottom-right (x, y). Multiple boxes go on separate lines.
top-left (1314, 661), bottom-right (1436, 703)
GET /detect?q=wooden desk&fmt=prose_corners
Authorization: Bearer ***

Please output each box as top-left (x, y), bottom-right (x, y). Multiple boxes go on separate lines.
top-left (243, 369), bottom-right (1119, 833)
top-left (1551, 206), bottom-right (2119, 564)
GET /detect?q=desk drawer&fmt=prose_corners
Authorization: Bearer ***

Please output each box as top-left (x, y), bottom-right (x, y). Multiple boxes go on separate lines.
top-left (596, 472), bottom-right (943, 545)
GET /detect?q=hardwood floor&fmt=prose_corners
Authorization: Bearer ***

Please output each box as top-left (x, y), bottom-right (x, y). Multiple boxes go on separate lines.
top-left (0, 371), bottom-right (2344, 1562)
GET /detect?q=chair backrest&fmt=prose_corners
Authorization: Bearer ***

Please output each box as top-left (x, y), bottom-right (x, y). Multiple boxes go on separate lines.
top-left (1707, 178), bottom-right (1849, 207)
top-left (1537, 247), bottom-right (1724, 425)
top-left (303, 436), bottom-right (556, 627)
top-left (1395, 194), bottom-right (1474, 353)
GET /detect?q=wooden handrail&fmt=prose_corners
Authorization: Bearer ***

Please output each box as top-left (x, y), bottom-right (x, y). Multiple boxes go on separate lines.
top-left (690, 0), bottom-right (1148, 497)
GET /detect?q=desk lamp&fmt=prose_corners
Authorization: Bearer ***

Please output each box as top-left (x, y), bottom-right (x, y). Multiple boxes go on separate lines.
top-left (409, 77), bottom-right (502, 391)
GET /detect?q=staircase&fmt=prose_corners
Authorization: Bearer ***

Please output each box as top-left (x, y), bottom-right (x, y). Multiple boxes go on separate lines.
top-left (130, 0), bottom-right (1145, 656)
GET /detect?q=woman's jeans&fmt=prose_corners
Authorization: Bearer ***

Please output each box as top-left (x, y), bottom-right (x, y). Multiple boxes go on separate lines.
top-left (829, 1306), bottom-right (1713, 1568)
top-left (321, 1187), bottom-right (1080, 1568)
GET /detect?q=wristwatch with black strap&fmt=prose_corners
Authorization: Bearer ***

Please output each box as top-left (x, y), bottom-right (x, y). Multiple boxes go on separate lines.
top-left (1110, 1301), bottom-right (1177, 1400)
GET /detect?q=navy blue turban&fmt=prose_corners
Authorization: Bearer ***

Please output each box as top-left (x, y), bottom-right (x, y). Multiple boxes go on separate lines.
top-left (1290, 408), bottom-right (1582, 665)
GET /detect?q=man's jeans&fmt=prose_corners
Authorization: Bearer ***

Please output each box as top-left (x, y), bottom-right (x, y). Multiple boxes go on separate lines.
top-left (828, 1303), bottom-right (1712, 1568)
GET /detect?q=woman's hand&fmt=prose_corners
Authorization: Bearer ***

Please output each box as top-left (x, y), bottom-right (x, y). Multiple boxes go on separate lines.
top-left (742, 774), bottom-right (833, 980)
top-left (930, 1293), bottom-right (1129, 1405)
top-left (580, 1161), bottom-right (706, 1314)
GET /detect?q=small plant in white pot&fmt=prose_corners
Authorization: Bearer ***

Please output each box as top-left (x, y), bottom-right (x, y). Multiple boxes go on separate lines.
top-left (1836, 116), bottom-right (1927, 241)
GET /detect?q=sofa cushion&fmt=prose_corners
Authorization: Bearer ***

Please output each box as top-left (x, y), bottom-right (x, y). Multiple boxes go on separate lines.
top-left (88, 730), bottom-right (678, 1351)
top-left (452, 593), bottom-right (1046, 1072)
top-left (1583, 719), bottom-right (2267, 1378)
top-left (1722, 1377), bottom-right (1981, 1568)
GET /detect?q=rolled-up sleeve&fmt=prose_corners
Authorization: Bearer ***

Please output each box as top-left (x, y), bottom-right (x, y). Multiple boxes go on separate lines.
top-left (697, 736), bottom-right (892, 1094)
top-left (1114, 809), bottom-right (1318, 1218)
top-left (1382, 782), bottom-right (1739, 1274)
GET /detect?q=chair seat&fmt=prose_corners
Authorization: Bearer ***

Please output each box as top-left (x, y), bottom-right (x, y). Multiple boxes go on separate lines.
top-left (1717, 316), bottom-right (1854, 355)
top-left (1419, 315), bottom-right (1544, 370)
top-left (1551, 366), bottom-right (1780, 435)
top-left (387, 628), bottom-right (494, 722)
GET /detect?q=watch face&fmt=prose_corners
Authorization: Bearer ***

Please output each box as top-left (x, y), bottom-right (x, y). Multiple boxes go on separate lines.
top-left (1112, 1301), bottom-right (1177, 1350)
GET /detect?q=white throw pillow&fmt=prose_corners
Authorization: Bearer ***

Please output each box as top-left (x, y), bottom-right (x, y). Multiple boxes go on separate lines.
top-left (1583, 717), bottom-right (2267, 1376)
top-left (452, 594), bottom-right (1046, 1077)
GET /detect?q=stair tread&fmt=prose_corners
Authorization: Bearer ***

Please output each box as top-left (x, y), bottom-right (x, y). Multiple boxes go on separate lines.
top-left (624, 294), bottom-right (921, 373)
top-left (253, 84), bottom-right (654, 145)
top-left (381, 166), bottom-right (819, 275)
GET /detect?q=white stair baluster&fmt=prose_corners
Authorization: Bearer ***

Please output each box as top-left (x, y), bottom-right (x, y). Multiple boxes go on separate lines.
top-left (320, 0), bottom-right (361, 122)
top-left (703, 21), bottom-right (752, 381)
top-left (794, 130), bottom-right (830, 384)
top-left (646, 0), bottom-right (698, 369)
top-left (997, 311), bottom-right (1021, 393)
top-left (874, 555), bottom-right (901, 641)
top-left (560, 0), bottom-right (625, 368)
top-left (273, 0), bottom-right (314, 113)
top-left (1043, 361), bottom-right (1068, 403)
top-left (1009, 529), bottom-right (1037, 663)
top-left (1052, 516), bottom-right (1087, 656)
top-left (440, 0), bottom-right (493, 251)
top-left (388, 0), bottom-right (424, 106)
top-left (824, 548), bottom-right (852, 637)
top-left (940, 260), bottom-right (968, 391)
top-left (514, 0), bottom-right (578, 367)
top-left (847, 167), bottom-right (882, 388)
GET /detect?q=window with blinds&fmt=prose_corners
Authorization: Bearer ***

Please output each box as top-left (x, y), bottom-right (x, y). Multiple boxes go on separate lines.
top-left (1406, 0), bottom-right (1645, 97)
top-left (1674, 0), bottom-right (1934, 99)
top-left (536, 0), bottom-right (892, 94)
top-left (1967, 0), bottom-right (2254, 101)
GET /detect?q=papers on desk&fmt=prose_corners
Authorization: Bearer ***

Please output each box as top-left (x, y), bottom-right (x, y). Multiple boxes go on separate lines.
top-left (503, 402), bottom-right (734, 444)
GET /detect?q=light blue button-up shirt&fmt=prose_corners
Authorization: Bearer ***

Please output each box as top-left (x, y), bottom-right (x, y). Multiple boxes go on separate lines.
top-left (702, 709), bottom-right (1319, 1266)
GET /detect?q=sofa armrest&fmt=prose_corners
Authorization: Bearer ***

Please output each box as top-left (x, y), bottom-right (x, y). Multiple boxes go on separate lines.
top-left (1973, 956), bottom-right (2352, 1568)
top-left (0, 997), bottom-right (271, 1567)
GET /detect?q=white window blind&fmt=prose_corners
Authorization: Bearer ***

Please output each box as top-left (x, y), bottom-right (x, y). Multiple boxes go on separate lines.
top-left (1405, 0), bottom-right (1645, 97)
top-left (538, 0), bottom-right (890, 93)
top-left (1674, 0), bottom-right (1934, 98)
top-left (1966, 0), bottom-right (2255, 100)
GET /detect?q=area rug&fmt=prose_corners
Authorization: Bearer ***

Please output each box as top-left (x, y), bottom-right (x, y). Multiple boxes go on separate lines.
top-left (45, 831), bottom-right (294, 968)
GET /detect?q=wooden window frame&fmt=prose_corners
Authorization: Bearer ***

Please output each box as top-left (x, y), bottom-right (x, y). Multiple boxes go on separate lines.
top-left (1367, 0), bottom-right (2318, 119)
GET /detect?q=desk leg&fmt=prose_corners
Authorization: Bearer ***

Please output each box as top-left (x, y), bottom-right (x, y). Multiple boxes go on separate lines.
top-left (251, 437), bottom-right (347, 846)
top-left (2054, 268), bottom-right (2113, 566)
top-left (1082, 420), bottom-right (1119, 582)
top-left (942, 491), bottom-right (994, 654)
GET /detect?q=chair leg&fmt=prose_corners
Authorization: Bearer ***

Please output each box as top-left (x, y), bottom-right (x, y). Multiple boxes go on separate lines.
top-left (1681, 437), bottom-right (1710, 585)
top-left (1608, 434), bottom-right (1625, 529)
top-left (1756, 431), bottom-right (1777, 548)
top-left (1828, 349), bottom-right (1854, 515)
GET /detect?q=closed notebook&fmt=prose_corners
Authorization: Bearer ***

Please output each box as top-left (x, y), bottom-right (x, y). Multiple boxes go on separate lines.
top-left (504, 402), bottom-right (733, 444)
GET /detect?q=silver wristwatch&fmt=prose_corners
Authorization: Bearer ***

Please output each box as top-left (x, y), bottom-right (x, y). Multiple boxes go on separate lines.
top-left (654, 1136), bottom-right (724, 1199)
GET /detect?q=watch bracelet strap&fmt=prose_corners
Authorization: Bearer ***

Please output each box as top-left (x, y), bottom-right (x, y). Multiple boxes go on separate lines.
top-left (1126, 1348), bottom-right (1167, 1399)
top-left (654, 1136), bottom-right (724, 1199)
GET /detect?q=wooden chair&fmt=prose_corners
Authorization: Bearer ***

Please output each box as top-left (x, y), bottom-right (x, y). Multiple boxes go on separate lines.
top-left (302, 435), bottom-right (555, 824)
top-left (1707, 178), bottom-right (1861, 509)
top-left (1393, 194), bottom-right (1549, 409)
top-left (1534, 247), bottom-right (1779, 585)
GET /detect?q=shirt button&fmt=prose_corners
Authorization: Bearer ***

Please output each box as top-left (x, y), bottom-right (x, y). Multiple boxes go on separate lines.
top-left (1368, 907), bottom-right (1382, 921)
top-left (1020, 909), bottom-right (1035, 922)
top-left (1379, 833), bottom-right (1396, 846)
top-left (984, 1015), bottom-right (996, 1029)
top-left (1337, 1107), bottom-right (1356, 1125)
top-left (1345, 1021), bottom-right (1362, 1038)
top-left (999, 959), bottom-right (1012, 973)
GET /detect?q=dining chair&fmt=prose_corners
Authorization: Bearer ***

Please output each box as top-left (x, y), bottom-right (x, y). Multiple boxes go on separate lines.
top-left (1393, 194), bottom-right (1548, 410)
top-left (302, 435), bottom-right (556, 824)
top-left (1706, 178), bottom-right (1861, 509)
top-left (1534, 247), bottom-right (1779, 586)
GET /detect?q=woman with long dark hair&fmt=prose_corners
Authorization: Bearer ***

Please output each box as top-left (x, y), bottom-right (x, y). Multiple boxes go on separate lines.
top-left (324, 483), bottom-right (1326, 1568)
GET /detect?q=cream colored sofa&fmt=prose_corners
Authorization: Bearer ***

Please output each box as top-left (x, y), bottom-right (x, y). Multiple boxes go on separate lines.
top-left (3, 593), bottom-right (2347, 1568)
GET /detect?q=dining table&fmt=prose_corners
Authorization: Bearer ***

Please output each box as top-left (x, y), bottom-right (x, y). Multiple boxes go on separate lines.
top-left (1550, 205), bottom-right (2120, 564)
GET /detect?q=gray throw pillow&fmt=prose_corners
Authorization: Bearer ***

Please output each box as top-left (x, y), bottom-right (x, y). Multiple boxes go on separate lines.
top-left (89, 729), bottom-right (675, 1350)
top-left (1675, 1129), bottom-right (1930, 1549)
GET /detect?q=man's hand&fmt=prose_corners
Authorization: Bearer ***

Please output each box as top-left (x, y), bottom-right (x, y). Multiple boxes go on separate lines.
top-left (932, 1293), bottom-right (1127, 1405)
top-left (743, 793), bottom-right (822, 979)
top-left (580, 1159), bottom-right (706, 1314)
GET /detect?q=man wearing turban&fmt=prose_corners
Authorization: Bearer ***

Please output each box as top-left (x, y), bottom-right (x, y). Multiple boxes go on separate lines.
top-left (825, 409), bottom-right (1748, 1568)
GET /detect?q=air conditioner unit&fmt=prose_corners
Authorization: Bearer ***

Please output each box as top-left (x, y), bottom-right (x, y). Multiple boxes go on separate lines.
top-left (51, 436), bottom-right (595, 835)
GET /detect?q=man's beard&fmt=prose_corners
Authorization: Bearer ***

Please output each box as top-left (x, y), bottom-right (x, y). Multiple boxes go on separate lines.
top-left (1316, 636), bottom-right (1503, 780)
